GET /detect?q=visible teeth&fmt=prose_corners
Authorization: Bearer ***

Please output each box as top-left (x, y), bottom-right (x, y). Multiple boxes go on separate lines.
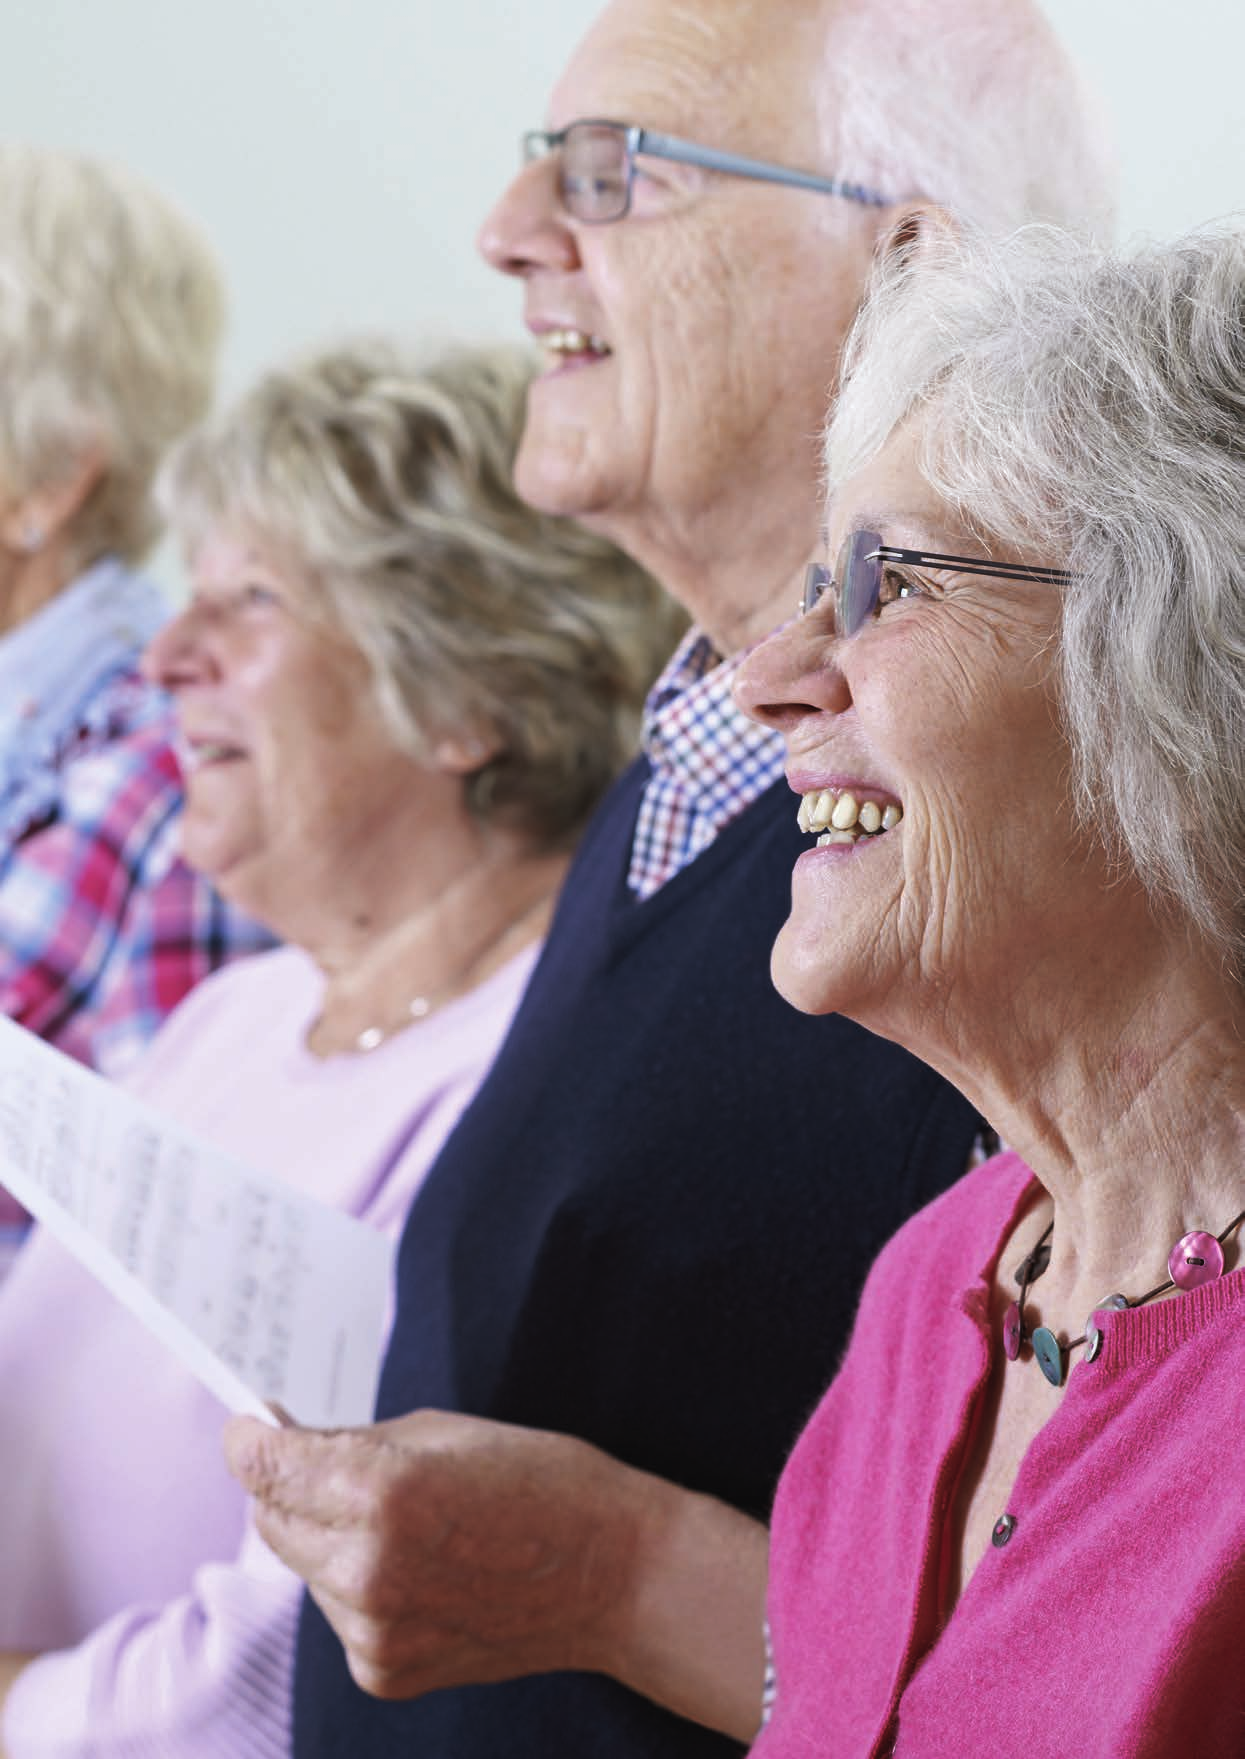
top-left (830, 791), bottom-right (859, 830)
top-left (544, 328), bottom-right (609, 357)
top-left (181, 740), bottom-right (239, 769)
top-left (796, 787), bottom-right (903, 841)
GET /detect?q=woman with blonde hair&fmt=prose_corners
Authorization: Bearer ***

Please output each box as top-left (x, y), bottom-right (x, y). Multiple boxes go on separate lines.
top-left (0, 338), bottom-right (680, 1757)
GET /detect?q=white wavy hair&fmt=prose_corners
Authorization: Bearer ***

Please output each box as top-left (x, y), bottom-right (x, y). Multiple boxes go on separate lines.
top-left (0, 143), bottom-right (224, 568)
top-left (827, 224), bottom-right (1245, 977)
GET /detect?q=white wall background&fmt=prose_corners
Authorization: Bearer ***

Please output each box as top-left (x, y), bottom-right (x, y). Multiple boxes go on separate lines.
top-left (1, 0), bottom-right (1240, 395)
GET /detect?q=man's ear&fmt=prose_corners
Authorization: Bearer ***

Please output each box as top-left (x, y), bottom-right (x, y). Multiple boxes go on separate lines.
top-left (874, 201), bottom-right (959, 274)
top-left (0, 445), bottom-right (107, 553)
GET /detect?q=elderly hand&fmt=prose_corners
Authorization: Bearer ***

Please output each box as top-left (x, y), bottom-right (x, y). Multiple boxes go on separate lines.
top-left (224, 1408), bottom-right (768, 1740)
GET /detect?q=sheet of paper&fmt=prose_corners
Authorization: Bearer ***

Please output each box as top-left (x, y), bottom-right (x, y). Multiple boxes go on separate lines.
top-left (0, 1015), bottom-right (393, 1429)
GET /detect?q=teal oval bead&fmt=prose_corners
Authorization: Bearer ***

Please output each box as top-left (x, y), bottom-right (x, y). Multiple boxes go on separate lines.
top-left (1031, 1325), bottom-right (1065, 1386)
top-left (1086, 1292), bottom-right (1129, 1363)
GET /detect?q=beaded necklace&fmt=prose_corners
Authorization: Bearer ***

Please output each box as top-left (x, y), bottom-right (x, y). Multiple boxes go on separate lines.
top-left (1003, 1207), bottom-right (1245, 1387)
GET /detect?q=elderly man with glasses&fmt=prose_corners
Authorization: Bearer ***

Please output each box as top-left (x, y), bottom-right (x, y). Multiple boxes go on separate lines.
top-left (229, 3), bottom-right (1115, 1756)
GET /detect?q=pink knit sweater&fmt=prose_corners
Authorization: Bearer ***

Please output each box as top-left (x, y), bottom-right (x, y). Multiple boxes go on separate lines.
top-left (755, 1151), bottom-right (1245, 1759)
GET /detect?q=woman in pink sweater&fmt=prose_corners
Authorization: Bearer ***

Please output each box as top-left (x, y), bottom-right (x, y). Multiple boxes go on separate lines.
top-left (732, 226), bottom-right (1245, 1756)
top-left (230, 228), bottom-right (1245, 1759)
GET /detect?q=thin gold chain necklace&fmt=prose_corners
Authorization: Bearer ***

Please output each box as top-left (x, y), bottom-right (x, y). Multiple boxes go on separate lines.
top-left (313, 891), bottom-right (553, 1057)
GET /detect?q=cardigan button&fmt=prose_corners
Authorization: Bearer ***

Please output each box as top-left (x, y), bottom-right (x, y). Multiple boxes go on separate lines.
top-left (1001, 1300), bottom-right (1022, 1360)
top-left (991, 1513), bottom-right (1017, 1547)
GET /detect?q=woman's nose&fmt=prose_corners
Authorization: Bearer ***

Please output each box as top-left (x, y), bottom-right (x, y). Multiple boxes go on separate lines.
top-left (477, 156), bottom-right (581, 279)
top-left (733, 614), bottom-right (853, 733)
top-left (141, 601), bottom-right (213, 691)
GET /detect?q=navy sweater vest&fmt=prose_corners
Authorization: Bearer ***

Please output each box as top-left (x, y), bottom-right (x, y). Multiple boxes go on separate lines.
top-left (294, 763), bottom-right (980, 1758)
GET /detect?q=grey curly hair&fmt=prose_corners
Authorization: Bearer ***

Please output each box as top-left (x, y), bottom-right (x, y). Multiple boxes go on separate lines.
top-left (826, 225), bottom-right (1245, 977)
top-left (160, 340), bottom-right (683, 851)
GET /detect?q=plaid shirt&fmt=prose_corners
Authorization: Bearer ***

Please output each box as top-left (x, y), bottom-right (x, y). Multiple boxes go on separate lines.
top-left (628, 625), bottom-right (787, 900)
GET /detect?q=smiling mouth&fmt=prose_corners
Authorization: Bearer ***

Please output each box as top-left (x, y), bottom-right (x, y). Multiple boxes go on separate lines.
top-left (796, 786), bottom-right (903, 847)
top-left (178, 739), bottom-right (247, 773)
top-left (539, 328), bottom-right (611, 369)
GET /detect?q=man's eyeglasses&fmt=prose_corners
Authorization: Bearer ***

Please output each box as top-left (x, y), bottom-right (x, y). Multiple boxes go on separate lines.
top-left (522, 118), bottom-right (892, 225)
top-left (803, 529), bottom-right (1073, 639)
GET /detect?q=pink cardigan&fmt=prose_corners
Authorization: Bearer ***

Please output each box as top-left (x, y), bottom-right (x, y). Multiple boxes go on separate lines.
top-left (755, 1151), bottom-right (1245, 1759)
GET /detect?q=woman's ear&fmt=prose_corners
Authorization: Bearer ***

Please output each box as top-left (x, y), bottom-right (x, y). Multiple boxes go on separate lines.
top-left (0, 445), bottom-right (107, 554)
top-left (874, 201), bottom-right (959, 275)
top-left (431, 733), bottom-right (500, 775)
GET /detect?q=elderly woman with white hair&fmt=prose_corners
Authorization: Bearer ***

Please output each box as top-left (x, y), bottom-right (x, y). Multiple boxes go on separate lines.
top-left (231, 228), bottom-right (1245, 1757)
top-left (0, 339), bottom-right (679, 1757)
top-left (736, 225), bottom-right (1245, 1753)
top-left (0, 145), bottom-right (269, 1070)
top-left (0, 145), bottom-right (271, 1273)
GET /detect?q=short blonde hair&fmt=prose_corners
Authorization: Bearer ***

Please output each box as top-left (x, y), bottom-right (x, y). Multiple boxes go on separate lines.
top-left (0, 143), bottom-right (224, 568)
top-left (161, 341), bottom-right (684, 851)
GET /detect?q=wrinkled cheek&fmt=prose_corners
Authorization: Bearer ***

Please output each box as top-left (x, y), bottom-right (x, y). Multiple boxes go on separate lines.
top-left (904, 812), bottom-right (1016, 986)
top-left (894, 817), bottom-right (965, 974)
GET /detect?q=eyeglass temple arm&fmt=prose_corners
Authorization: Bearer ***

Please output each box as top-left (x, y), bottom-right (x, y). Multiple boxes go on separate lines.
top-left (871, 546), bottom-right (1072, 586)
top-left (634, 128), bottom-right (892, 207)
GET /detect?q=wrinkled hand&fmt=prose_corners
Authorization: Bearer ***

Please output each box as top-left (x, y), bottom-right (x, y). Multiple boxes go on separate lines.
top-left (224, 1409), bottom-right (654, 1702)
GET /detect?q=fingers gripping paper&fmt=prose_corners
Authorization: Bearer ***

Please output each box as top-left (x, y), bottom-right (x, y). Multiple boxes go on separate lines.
top-left (0, 1016), bottom-right (393, 1428)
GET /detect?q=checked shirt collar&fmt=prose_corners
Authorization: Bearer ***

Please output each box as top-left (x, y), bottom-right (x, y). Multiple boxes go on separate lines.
top-left (627, 625), bottom-right (786, 901)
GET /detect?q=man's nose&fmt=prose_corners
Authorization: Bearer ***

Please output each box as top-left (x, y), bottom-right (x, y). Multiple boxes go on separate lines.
top-left (477, 156), bottom-right (581, 278)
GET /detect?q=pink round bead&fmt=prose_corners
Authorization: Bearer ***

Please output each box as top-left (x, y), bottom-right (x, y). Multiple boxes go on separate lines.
top-left (1167, 1230), bottom-right (1224, 1291)
top-left (1002, 1300), bottom-right (1022, 1361)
